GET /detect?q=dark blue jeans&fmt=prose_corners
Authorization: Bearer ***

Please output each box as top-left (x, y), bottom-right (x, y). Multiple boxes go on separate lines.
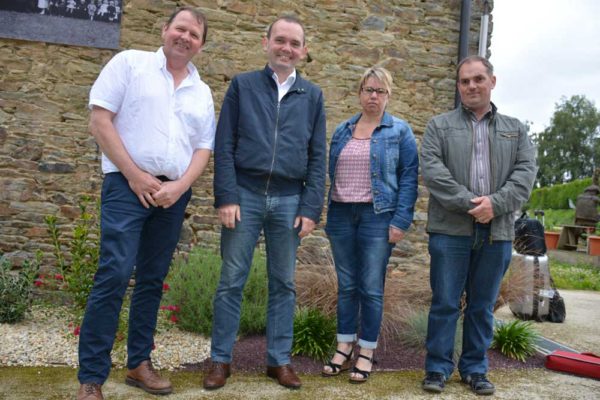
top-left (424, 224), bottom-right (512, 378)
top-left (325, 202), bottom-right (394, 349)
top-left (78, 172), bottom-right (190, 384)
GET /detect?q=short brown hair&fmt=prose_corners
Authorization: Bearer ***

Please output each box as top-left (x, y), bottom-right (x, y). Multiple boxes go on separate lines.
top-left (165, 7), bottom-right (208, 44)
top-left (456, 55), bottom-right (494, 80)
top-left (266, 15), bottom-right (306, 45)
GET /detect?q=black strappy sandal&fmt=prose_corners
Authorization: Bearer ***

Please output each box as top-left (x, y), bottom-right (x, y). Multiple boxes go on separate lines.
top-left (321, 348), bottom-right (354, 377)
top-left (349, 353), bottom-right (375, 384)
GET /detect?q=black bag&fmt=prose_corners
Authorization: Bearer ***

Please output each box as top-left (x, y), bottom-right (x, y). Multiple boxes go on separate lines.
top-left (545, 277), bottom-right (566, 323)
top-left (514, 212), bottom-right (547, 255)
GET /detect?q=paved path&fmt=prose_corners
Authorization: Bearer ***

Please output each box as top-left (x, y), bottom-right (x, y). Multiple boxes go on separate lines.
top-left (495, 290), bottom-right (600, 353)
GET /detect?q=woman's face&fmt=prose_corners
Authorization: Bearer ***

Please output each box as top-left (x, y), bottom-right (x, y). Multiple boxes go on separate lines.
top-left (359, 77), bottom-right (389, 116)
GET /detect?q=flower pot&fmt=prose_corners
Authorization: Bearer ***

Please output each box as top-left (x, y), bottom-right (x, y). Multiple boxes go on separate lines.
top-left (544, 231), bottom-right (560, 250)
top-left (588, 235), bottom-right (600, 256)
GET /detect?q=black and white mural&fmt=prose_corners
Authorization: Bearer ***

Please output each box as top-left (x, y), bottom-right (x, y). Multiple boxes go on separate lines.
top-left (0, 0), bottom-right (123, 49)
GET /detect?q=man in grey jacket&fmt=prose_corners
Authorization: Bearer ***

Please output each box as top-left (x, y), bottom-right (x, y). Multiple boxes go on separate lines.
top-left (420, 55), bottom-right (537, 395)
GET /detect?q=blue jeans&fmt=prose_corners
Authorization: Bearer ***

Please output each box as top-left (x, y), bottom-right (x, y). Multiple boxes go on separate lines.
top-left (78, 173), bottom-right (190, 384)
top-left (325, 202), bottom-right (394, 349)
top-left (424, 224), bottom-right (512, 378)
top-left (210, 187), bottom-right (300, 366)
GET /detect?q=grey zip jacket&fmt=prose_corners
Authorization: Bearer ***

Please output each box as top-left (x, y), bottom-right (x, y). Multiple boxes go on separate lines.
top-left (420, 104), bottom-right (537, 241)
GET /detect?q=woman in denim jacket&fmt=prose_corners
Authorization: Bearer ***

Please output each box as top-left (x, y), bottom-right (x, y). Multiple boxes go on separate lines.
top-left (322, 67), bottom-right (418, 383)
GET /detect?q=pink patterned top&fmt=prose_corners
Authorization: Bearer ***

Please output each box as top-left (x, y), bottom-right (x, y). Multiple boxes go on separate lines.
top-left (331, 138), bottom-right (372, 203)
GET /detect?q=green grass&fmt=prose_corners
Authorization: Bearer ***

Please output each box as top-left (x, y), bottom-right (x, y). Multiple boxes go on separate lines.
top-left (550, 260), bottom-right (600, 291)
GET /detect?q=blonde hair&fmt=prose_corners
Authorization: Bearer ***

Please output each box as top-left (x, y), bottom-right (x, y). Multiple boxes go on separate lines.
top-left (358, 66), bottom-right (393, 96)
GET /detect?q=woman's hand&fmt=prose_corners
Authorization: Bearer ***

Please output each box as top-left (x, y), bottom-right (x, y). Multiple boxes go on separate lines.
top-left (388, 226), bottom-right (405, 243)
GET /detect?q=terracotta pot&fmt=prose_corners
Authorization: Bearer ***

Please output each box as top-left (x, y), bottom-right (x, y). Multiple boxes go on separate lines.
top-left (588, 235), bottom-right (600, 256)
top-left (545, 231), bottom-right (560, 250)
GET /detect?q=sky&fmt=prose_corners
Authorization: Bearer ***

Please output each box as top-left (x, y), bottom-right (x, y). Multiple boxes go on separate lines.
top-left (491, 0), bottom-right (600, 135)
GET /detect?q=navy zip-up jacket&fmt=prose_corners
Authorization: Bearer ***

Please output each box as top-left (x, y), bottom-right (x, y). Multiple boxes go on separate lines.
top-left (213, 65), bottom-right (327, 222)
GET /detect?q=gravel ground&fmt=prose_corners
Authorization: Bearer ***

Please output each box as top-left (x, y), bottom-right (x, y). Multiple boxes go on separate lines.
top-left (0, 305), bottom-right (210, 370)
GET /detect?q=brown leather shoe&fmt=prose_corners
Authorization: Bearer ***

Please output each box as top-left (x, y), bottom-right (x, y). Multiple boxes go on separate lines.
top-left (125, 359), bottom-right (172, 395)
top-left (266, 365), bottom-right (301, 389)
top-left (203, 362), bottom-right (231, 390)
top-left (77, 383), bottom-right (103, 400)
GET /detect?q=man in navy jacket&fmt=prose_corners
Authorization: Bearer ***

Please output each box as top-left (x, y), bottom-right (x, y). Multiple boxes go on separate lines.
top-left (204, 15), bottom-right (326, 390)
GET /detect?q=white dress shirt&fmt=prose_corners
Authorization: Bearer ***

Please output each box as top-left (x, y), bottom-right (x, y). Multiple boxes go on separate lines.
top-left (271, 69), bottom-right (296, 101)
top-left (89, 48), bottom-right (216, 180)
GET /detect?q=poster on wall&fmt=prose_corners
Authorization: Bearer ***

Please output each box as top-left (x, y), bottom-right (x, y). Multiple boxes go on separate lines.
top-left (0, 0), bottom-right (122, 49)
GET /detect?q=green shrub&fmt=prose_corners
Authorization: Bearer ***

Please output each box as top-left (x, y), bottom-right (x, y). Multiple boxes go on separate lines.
top-left (163, 247), bottom-right (268, 336)
top-left (541, 209), bottom-right (577, 231)
top-left (396, 308), bottom-right (463, 359)
top-left (527, 178), bottom-right (592, 210)
top-left (550, 260), bottom-right (600, 291)
top-left (291, 307), bottom-right (336, 362)
top-left (492, 320), bottom-right (539, 362)
top-left (45, 196), bottom-right (100, 309)
top-left (0, 254), bottom-right (41, 323)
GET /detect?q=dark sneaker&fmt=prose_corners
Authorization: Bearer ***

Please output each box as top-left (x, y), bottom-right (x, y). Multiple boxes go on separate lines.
top-left (422, 372), bottom-right (446, 393)
top-left (462, 373), bottom-right (495, 395)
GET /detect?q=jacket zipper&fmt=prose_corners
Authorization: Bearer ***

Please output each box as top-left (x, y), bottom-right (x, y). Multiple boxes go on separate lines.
top-left (488, 115), bottom-right (496, 244)
top-left (265, 101), bottom-right (281, 195)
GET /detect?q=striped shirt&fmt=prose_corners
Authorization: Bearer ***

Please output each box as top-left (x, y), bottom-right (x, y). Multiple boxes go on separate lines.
top-left (331, 138), bottom-right (373, 203)
top-left (469, 109), bottom-right (492, 196)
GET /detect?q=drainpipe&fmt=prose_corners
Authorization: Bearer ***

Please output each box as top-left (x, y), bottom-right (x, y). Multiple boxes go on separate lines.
top-left (455, 0), bottom-right (471, 108)
top-left (478, 0), bottom-right (490, 57)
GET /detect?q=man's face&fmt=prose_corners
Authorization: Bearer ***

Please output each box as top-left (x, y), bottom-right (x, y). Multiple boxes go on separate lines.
top-left (262, 20), bottom-right (307, 76)
top-left (161, 11), bottom-right (204, 64)
top-left (457, 60), bottom-right (496, 113)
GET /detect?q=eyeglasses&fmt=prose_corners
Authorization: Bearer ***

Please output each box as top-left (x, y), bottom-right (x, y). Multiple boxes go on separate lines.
top-left (361, 87), bottom-right (388, 96)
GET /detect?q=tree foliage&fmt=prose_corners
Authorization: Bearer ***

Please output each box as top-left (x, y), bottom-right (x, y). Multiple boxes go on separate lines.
top-left (535, 95), bottom-right (600, 186)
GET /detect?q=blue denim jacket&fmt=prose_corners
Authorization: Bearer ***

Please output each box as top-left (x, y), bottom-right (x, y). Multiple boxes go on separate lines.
top-left (328, 112), bottom-right (419, 231)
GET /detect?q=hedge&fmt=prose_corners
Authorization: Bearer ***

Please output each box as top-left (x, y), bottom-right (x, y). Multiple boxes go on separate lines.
top-left (527, 178), bottom-right (593, 210)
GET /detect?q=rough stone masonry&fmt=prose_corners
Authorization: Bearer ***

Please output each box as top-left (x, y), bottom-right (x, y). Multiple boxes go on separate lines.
top-left (0, 0), bottom-right (491, 271)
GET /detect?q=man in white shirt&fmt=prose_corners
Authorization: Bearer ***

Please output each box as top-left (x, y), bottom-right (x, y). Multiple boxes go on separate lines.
top-left (77, 7), bottom-right (215, 400)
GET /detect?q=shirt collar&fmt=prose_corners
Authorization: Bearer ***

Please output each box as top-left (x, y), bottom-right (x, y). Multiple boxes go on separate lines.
top-left (462, 103), bottom-right (494, 122)
top-left (271, 69), bottom-right (296, 86)
top-left (156, 47), bottom-right (199, 84)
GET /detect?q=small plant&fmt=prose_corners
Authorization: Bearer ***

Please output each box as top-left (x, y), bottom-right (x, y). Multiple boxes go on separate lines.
top-left (163, 247), bottom-right (268, 336)
top-left (492, 320), bottom-right (539, 362)
top-left (395, 307), bottom-right (463, 359)
top-left (291, 307), bottom-right (336, 362)
top-left (45, 196), bottom-right (100, 309)
top-left (0, 253), bottom-right (41, 323)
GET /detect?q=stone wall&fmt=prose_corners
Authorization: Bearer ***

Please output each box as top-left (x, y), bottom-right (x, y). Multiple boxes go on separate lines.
top-left (0, 0), bottom-right (492, 269)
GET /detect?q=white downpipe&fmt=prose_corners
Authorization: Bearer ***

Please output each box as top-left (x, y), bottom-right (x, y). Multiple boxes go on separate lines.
top-left (478, 0), bottom-right (490, 57)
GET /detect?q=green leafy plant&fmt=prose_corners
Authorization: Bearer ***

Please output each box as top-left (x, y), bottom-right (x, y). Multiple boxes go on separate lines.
top-left (0, 253), bottom-right (41, 323)
top-left (163, 247), bottom-right (268, 336)
top-left (492, 320), bottom-right (539, 362)
top-left (291, 307), bottom-right (336, 362)
top-left (45, 196), bottom-right (100, 309)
